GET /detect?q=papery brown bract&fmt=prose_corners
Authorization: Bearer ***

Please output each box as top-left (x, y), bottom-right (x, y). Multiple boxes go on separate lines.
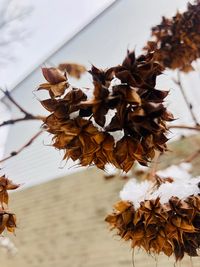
top-left (0, 211), bottom-right (16, 234)
top-left (144, 1), bottom-right (200, 72)
top-left (38, 68), bottom-right (69, 97)
top-left (0, 175), bottom-right (19, 236)
top-left (58, 63), bottom-right (87, 79)
top-left (0, 175), bottom-right (19, 206)
top-left (40, 50), bottom-right (173, 171)
top-left (106, 195), bottom-right (200, 261)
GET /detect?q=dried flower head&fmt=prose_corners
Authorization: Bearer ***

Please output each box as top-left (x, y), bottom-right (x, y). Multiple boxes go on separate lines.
top-left (0, 175), bottom-right (19, 235)
top-left (58, 63), bottom-right (87, 79)
top-left (40, 52), bottom-right (173, 172)
top-left (144, 1), bottom-right (200, 72)
top-left (0, 175), bottom-right (19, 206)
top-left (38, 68), bottom-right (69, 97)
top-left (106, 176), bottom-right (200, 261)
top-left (0, 211), bottom-right (16, 234)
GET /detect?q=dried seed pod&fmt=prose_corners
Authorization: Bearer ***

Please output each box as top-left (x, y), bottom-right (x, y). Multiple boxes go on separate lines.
top-left (144, 1), bottom-right (200, 72)
top-left (58, 63), bottom-right (87, 79)
top-left (0, 175), bottom-right (19, 206)
top-left (0, 211), bottom-right (16, 234)
top-left (38, 68), bottom-right (69, 97)
top-left (40, 51), bottom-right (173, 172)
top-left (0, 175), bottom-right (19, 235)
top-left (106, 177), bottom-right (200, 261)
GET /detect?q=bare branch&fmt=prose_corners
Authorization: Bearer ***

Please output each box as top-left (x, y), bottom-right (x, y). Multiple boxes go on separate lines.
top-left (0, 90), bottom-right (45, 162)
top-left (0, 0), bottom-right (29, 32)
top-left (0, 89), bottom-right (45, 127)
top-left (1, 89), bottom-right (31, 115)
top-left (0, 0), bottom-right (32, 65)
top-left (169, 124), bottom-right (200, 131)
top-left (182, 149), bottom-right (200, 163)
top-left (173, 72), bottom-right (199, 126)
top-left (147, 151), bottom-right (161, 182)
top-left (0, 115), bottom-right (44, 127)
top-left (0, 130), bottom-right (43, 163)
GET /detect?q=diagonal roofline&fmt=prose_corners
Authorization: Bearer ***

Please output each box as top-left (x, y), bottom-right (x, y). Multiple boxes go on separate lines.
top-left (6, 0), bottom-right (119, 95)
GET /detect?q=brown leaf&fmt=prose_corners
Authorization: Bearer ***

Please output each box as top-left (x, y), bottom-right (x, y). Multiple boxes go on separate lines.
top-left (40, 99), bottom-right (58, 112)
top-left (42, 68), bottom-right (66, 84)
top-left (58, 63), bottom-right (86, 79)
top-left (114, 201), bottom-right (132, 213)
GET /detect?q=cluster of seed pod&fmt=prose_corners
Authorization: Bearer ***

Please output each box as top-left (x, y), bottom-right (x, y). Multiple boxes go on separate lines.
top-left (145, 1), bottom-right (200, 72)
top-left (0, 175), bottom-right (19, 234)
top-left (106, 193), bottom-right (200, 261)
top-left (39, 51), bottom-right (173, 172)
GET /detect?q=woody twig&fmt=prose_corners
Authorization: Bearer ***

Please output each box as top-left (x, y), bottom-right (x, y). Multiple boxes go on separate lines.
top-left (0, 89), bottom-right (45, 127)
top-left (173, 72), bottom-right (199, 126)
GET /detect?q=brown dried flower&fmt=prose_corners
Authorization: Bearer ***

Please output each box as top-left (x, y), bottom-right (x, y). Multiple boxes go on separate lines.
top-left (58, 63), bottom-right (87, 79)
top-left (144, 1), bottom-right (200, 72)
top-left (0, 211), bottom-right (16, 234)
top-left (40, 51), bottom-right (173, 172)
top-left (0, 175), bottom-right (19, 206)
top-left (106, 195), bottom-right (200, 261)
top-left (38, 68), bottom-right (69, 97)
top-left (0, 175), bottom-right (19, 235)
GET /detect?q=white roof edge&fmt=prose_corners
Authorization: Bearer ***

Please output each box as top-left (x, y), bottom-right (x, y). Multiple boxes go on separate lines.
top-left (5, 0), bottom-right (117, 94)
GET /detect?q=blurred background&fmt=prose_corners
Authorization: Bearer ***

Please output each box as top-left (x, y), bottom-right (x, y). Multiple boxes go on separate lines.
top-left (0, 0), bottom-right (199, 266)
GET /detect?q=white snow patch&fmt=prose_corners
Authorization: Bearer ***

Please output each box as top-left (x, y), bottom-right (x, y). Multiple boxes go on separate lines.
top-left (104, 109), bottom-right (116, 128)
top-left (120, 179), bottom-right (153, 209)
top-left (110, 130), bottom-right (124, 143)
top-left (150, 176), bottom-right (200, 204)
top-left (69, 111), bottom-right (80, 119)
top-left (108, 77), bottom-right (121, 92)
top-left (82, 87), bottom-right (94, 99)
top-left (105, 164), bottom-right (118, 176)
top-left (120, 163), bottom-right (200, 208)
top-left (91, 117), bottom-right (103, 131)
top-left (157, 162), bottom-right (192, 180)
top-left (0, 237), bottom-right (17, 255)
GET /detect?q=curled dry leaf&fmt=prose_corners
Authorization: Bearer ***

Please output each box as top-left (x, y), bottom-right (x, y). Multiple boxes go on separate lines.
top-left (58, 63), bottom-right (87, 79)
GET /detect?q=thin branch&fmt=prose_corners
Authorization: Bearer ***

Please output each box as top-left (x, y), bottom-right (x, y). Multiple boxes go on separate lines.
top-left (0, 0), bottom-right (31, 35)
top-left (0, 130), bottom-right (43, 163)
top-left (0, 115), bottom-right (44, 127)
top-left (0, 90), bottom-right (45, 162)
top-left (173, 72), bottom-right (199, 125)
top-left (1, 89), bottom-right (31, 115)
top-left (169, 125), bottom-right (200, 131)
top-left (0, 89), bottom-right (45, 127)
top-left (147, 151), bottom-right (161, 182)
top-left (182, 149), bottom-right (200, 163)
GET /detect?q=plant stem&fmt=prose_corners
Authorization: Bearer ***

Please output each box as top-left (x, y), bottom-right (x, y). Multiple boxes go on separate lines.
top-left (169, 125), bottom-right (200, 131)
top-left (0, 130), bottom-right (43, 163)
top-left (0, 89), bottom-right (45, 127)
top-left (173, 72), bottom-right (199, 125)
